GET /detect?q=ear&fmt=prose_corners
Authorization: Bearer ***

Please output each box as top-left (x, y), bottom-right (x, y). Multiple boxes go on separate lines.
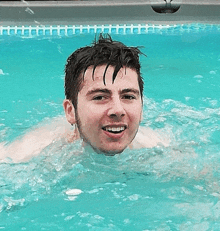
top-left (63, 99), bottom-right (76, 125)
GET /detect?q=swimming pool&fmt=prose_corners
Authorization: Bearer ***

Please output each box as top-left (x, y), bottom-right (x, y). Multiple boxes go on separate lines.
top-left (0, 2), bottom-right (220, 231)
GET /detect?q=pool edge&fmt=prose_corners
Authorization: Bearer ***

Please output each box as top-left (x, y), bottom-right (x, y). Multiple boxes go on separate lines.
top-left (0, 1), bottom-right (220, 26)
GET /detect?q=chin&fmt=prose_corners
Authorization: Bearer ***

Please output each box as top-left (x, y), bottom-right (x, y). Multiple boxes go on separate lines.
top-left (94, 146), bottom-right (126, 156)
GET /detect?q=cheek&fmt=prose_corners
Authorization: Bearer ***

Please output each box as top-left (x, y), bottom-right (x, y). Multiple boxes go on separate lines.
top-left (78, 105), bottom-right (105, 127)
top-left (129, 105), bottom-right (142, 122)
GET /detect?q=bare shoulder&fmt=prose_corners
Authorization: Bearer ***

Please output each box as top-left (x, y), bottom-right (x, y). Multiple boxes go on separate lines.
top-left (131, 126), bottom-right (170, 149)
top-left (0, 116), bottom-right (75, 163)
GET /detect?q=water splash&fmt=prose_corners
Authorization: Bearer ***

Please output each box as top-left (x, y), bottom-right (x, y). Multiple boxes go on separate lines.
top-left (0, 69), bottom-right (9, 76)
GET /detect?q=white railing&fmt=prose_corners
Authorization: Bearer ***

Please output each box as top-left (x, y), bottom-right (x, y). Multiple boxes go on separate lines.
top-left (0, 23), bottom-right (219, 36)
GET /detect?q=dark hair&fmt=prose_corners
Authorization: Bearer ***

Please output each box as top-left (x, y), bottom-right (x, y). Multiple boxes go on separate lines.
top-left (65, 34), bottom-right (145, 109)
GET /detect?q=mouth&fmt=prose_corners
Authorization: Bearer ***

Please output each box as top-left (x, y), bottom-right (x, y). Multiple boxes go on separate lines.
top-left (102, 125), bottom-right (127, 134)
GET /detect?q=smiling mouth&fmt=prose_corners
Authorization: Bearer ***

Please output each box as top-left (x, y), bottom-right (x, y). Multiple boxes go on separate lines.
top-left (102, 126), bottom-right (127, 134)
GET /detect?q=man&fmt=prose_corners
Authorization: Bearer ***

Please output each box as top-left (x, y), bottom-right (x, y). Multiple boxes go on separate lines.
top-left (63, 34), bottom-right (143, 155)
top-left (0, 34), bottom-right (168, 162)
top-left (63, 34), bottom-right (168, 154)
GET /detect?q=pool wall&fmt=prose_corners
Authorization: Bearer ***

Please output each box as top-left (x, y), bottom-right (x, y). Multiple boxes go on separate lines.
top-left (0, 0), bottom-right (220, 26)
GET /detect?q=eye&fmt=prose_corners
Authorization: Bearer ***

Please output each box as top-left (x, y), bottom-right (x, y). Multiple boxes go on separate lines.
top-left (122, 95), bottom-right (136, 100)
top-left (92, 95), bottom-right (106, 101)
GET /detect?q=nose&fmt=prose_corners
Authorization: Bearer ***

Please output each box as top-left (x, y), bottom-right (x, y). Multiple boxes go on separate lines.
top-left (107, 97), bottom-right (126, 119)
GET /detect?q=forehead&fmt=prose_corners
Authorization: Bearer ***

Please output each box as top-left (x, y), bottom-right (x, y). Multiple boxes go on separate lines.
top-left (81, 65), bottom-right (139, 90)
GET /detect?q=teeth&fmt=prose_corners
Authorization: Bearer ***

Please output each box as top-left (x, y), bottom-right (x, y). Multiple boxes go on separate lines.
top-left (105, 126), bottom-right (125, 132)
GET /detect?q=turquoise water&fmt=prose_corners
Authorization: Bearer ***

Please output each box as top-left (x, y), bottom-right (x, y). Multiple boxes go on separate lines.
top-left (0, 24), bottom-right (220, 230)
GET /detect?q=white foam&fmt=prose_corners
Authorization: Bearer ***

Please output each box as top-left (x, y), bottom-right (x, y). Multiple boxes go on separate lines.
top-left (87, 188), bottom-right (99, 194)
top-left (209, 70), bottom-right (217, 75)
top-left (0, 69), bottom-right (3, 75)
top-left (194, 74), bottom-right (203, 79)
top-left (65, 188), bottom-right (82, 196)
top-left (66, 196), bottom-right (77, 201)
top-left (0, 69), bottom-right (9, 76)
top-left (128, 194), bottom-right (139, 201)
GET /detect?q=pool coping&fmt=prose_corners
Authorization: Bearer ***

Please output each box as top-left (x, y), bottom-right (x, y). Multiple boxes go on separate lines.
top-left (0, 0), bottom-right (220, 26)
top-left (1, 0), bottom-right (220, 7)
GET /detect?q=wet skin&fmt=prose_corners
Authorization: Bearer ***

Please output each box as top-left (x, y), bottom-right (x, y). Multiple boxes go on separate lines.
top-left (63, 65), bottom-right (143, 155)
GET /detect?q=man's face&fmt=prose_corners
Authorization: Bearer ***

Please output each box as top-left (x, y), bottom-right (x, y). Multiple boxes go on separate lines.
top-left (75, 65), bottom-right (142, 154)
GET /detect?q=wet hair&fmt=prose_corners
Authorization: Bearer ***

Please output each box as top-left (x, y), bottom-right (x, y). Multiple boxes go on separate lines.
top-left (64, 34), bottom-right (145, 109)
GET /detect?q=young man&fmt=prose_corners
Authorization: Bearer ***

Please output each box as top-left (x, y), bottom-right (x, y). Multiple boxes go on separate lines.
top-left (0, 35), bottom-right (168, 162)
top-left (63, 34), bottom-right (143, 155)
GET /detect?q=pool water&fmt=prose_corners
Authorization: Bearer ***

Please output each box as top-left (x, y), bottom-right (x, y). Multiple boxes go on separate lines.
top-left (0, 24), bottom-right (220, 230)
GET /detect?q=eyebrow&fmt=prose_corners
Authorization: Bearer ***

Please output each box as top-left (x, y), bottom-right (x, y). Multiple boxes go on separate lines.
top-left (86, 88), bottom-right (111, 96)
top-left (86, 88), bottom-right (140, 96)
top-left (121, 88), bottom-right (140, 96)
